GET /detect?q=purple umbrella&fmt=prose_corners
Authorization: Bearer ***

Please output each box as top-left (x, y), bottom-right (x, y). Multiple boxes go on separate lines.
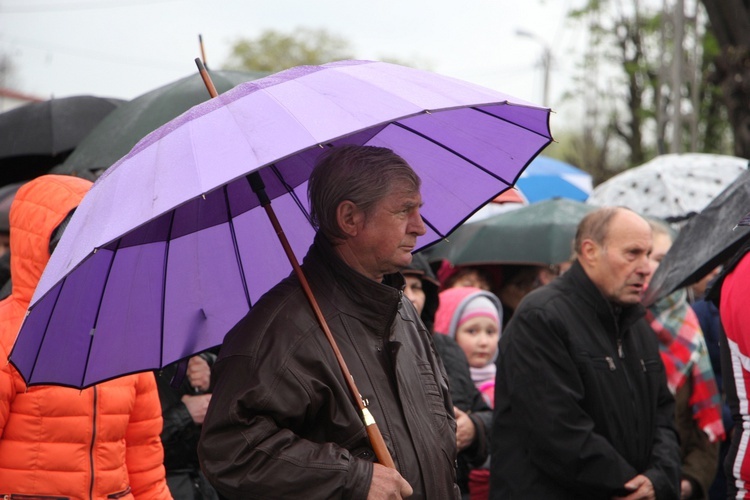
top-left (10, 60), bottom-right (552, 389)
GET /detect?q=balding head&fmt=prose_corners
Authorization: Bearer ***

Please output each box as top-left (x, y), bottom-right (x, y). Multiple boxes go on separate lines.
top-left (576, 207), bottom-right (653, 305)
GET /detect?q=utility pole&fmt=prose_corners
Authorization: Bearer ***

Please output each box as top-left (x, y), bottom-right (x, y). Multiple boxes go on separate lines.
top-left (670, 0), bottom-right (685, 153)
top-left (515, 29), bottom-right (552, 108)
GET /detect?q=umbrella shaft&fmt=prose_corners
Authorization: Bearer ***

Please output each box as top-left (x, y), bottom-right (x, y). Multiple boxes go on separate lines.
top-left (248, 172), bottom-right (396, 469)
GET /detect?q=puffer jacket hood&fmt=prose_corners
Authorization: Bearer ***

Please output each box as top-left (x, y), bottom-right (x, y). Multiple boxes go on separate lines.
top-left (8, 174), bottom-right (92, 307)
top-left (0, 175), bottom-right (171, 500)
top-left (434, 286), bottom-right (503, 339)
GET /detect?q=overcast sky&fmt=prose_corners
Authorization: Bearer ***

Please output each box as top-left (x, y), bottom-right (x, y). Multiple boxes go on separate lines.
top-left (1, 0), bottom-right (585, 110)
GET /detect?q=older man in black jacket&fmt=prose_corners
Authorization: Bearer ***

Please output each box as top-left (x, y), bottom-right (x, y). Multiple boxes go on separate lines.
top-left (490, 207), bottom-right (680, 499)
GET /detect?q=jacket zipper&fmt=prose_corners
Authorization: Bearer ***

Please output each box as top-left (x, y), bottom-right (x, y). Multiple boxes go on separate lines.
top-left (615, 329), bottom-right (641, 440)
top-left (88, 386), bottom-right (98, 500)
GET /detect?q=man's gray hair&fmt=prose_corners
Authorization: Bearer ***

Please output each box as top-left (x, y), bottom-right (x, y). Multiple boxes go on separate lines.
top-left (308, 145), bottom-right (421, 242)
top-left (574, 206), bottom-right (627, 255)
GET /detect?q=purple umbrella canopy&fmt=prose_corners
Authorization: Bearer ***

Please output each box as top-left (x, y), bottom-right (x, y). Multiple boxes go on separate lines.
top-left (10, 60), bottom-right (552, 388)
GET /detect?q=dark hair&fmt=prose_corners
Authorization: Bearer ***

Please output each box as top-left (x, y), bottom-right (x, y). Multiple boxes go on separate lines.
top-left (308, 145), bottom-right (420, 241)
top-left (49, 208), bottom-right (76, 256)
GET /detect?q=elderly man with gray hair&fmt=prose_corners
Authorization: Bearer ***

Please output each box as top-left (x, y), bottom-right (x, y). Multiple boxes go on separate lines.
top-left (199, 145), bottom-right (460, 499)
top-left (489, 206), bottom-right (681, 500)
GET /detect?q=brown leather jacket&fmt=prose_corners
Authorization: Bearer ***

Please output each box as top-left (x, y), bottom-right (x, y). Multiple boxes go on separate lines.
top-left (199, 234), bottom-right (460, 499)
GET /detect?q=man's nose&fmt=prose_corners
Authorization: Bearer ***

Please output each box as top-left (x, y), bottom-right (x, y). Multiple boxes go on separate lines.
top-left (637, 256), bottom-right (653, 277)
top-left (411, 212), bottom-right (427, 236)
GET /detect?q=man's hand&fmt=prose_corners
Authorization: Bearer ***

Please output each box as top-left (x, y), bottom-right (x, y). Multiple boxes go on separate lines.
top-left (186, 355), bottom-right (211, 392)
top-left (613, 474), bottom-right (655, 500)
top-left (181, 393), bottom-right (211, 424)
top-left (454, 406), bottom-right (476, 451)
top-left (367, 463), bottom-right (413, 499)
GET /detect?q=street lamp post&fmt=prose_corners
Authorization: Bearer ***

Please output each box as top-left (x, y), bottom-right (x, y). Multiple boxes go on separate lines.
top-left (516, 29), bottom-right (552, 108)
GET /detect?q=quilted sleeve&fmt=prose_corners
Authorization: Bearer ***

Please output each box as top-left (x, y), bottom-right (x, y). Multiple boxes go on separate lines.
top-left (125, 371), bottom-right (172, 499)
top-left (0, 341), bottom-right (16, 438)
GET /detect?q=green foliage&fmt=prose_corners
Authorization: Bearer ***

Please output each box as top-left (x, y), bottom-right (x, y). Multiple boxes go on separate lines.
top-left (560, 0), bottom-right (732, 181)
top-left (224, 28), bottom-right (355, 73)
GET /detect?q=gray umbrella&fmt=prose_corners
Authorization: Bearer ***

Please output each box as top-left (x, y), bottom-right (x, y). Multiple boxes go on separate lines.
top-left (588, 153), bottom-right (748, 224)
top-left (643, 168), bottom-right (750, 306)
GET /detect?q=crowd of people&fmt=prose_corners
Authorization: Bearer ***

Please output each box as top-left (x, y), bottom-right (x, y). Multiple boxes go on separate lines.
top-left (0, 144), bottom-right (744, 500)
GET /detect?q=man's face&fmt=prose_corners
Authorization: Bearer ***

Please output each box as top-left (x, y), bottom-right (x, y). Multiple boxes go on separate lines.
top-left (350, 186), bottom-right (426, 280)
top-left (403, 275), bottom-right (426, 314)
top-left (586, 211), bottom-right (653, 305)
top-left (645, 232), bottom-right (672, 286)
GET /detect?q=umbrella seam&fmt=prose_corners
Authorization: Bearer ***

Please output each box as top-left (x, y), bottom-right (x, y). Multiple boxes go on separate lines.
top-left (159, 210), bottom-right (176, 369)
top-left (10, 281), bottom-right (65, 385)
top-left (223, 183), bottom-right (252, 309)
top-left (270, 164), bottom-right (313, 227)
top-left (391, 121), bottom-right (515, 187)
top-left (473, 106), bottom-right (553, 141)
top-left (82, 241), bottom-right (122, 388)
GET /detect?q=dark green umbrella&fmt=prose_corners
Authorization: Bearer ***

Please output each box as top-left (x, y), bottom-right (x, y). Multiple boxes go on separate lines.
top-left (424, 198), bottom-right (596, 266)
top-left (52, 69), bottom-right (267, 180)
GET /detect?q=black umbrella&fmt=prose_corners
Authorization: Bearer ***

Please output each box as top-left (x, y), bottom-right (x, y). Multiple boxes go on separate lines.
top-left (0, 181), bottom-right (23, 233)
top-left (643, 168), bottom-right (750, 307)
top-left (51, 69), bottom-right (266, 180)
top-left (0, 95), bottom-right (123, 185)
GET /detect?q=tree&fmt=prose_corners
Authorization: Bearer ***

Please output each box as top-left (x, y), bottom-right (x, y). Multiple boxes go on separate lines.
top-left (563, 0), bottom-right (731, 183)
top-left (700, 0), bottom-right (750, 158)
top-left (224, 28), bottom-right (354, 73)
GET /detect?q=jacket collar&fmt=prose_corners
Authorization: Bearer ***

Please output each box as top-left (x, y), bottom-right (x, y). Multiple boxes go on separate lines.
top-left (302, 233), bottom-right (404, 335)
top-left (562, 260), bottom-right (646, 334)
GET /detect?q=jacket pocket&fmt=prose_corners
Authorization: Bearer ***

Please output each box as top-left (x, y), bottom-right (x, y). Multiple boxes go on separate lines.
top-left (590, 355), bottom-right (617, 371)
top-left (106, 486), bottom-right (131, 499)
top-left (574, 350), bottom-right (617, 372)
top-left (417, 362), bottom-right (449, 429)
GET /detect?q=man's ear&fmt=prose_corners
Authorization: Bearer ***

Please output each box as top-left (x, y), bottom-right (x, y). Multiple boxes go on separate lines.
top-left (579, 239), bottom-right (599, 267)
top-left (336, 200), bottom-right (363, 238)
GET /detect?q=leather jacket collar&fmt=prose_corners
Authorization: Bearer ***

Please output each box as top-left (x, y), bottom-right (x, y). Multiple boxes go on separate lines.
top-left (302, 233), bottom-right (406, 336)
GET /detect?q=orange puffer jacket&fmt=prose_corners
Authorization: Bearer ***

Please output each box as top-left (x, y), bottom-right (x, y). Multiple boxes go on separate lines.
top-left (0, 175), bottom-right (171, 500)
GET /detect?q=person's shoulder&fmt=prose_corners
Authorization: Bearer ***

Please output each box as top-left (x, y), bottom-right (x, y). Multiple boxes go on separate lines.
top-left (219, 276), bottom-right (319, 358)
top-left (432, 332), bottom-right (463, 360)
top-left (516, 279), bottom-right (570, 313)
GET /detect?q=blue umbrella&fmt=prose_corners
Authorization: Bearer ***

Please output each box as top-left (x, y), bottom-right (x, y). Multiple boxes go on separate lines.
top-left (516, 155), bottom-right (592, 203)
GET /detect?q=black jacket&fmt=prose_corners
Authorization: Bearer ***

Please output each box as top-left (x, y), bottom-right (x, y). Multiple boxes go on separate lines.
top-left (432, 334), bottom-right (492, 490)
top-left (490, 261), bottom-right (680, 499)
top-left (157, 350), bottom-right (217, 473)
top-left (199, 234), bottom-right (460, 500)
